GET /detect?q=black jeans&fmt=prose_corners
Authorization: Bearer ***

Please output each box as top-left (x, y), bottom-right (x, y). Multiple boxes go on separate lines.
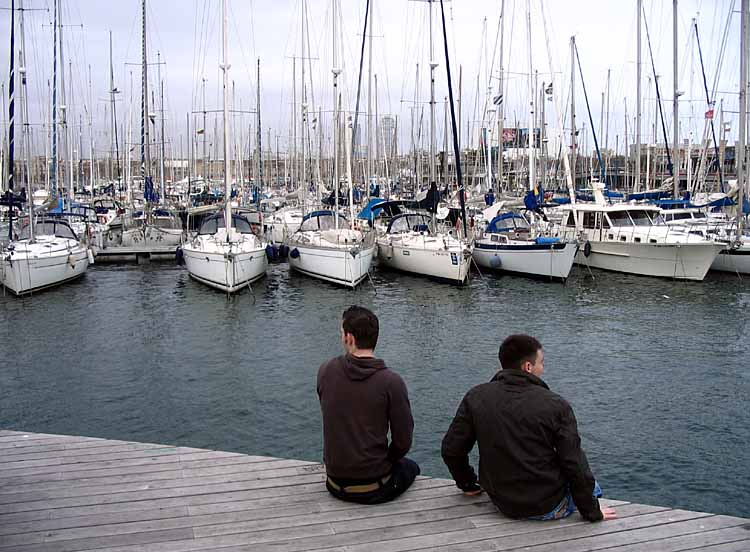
top-left (326, 457), bottom-right (421, 505)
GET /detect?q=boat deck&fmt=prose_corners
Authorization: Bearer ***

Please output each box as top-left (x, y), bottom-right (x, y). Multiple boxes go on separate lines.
top-left (0, 430), bottom-right (747, 552)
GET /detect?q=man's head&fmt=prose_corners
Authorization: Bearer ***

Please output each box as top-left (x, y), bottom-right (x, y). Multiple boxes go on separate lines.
top-left (498, 334), bottom-right (544, 378)
top-left (341, 306), bottom-right (379, 355)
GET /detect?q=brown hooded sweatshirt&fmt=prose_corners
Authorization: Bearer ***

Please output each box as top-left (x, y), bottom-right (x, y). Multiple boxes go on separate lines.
top-left (317, 353), bottom-right (414, 480)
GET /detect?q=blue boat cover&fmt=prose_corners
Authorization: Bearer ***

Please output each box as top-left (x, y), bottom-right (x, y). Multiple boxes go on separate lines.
top-left (486, 212), bottom-right (527, 233)
top-left (357, 198), bottom-right (386, 220)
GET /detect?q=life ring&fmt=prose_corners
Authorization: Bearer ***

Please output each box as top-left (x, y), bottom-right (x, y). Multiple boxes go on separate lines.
top-left (583, 241), bottom-right (592, 258)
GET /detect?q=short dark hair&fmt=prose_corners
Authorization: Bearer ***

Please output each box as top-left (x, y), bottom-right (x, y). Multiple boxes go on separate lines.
top-left (342, 306), bottom-right (379, 350)
top-left (498, 334), bottom-right (542, 371)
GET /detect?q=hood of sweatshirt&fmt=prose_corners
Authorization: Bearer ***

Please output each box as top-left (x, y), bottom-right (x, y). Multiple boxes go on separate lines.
top-left (343, 353), bottom-right (386, 381)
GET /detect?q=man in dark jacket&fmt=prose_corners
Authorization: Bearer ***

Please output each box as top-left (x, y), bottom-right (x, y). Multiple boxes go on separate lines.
top-left (317, 305), bottom-right (420, 504)
top-left (441, 334), bottom-right (616, 522)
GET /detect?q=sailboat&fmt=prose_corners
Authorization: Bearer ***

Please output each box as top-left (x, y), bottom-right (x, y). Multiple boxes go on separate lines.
top-left (120, 0), bottom-right (183, 250)
top-left (1, 0), bottom-right (91, 296)
top-left (286, 0), bottom-right (375, 288)
top-left (375, 0), bottom-right (473, 284)
top-left (180, 0), bottom-right (268, 293)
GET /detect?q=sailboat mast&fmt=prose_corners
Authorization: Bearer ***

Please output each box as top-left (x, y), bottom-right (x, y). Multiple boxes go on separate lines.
top-left (141, 0), bottom-right (151, 186)
top-left (7, 0), bottom-right (15, 192)
top-left (739, 0), bottom-right (748, 237)
top-left (158, 51), bottom-right (165, 202)
top-left (570, 36), bottom-right (577, 188)
top-left (332, 0), bottom-right (341, 229)
top-left (17, 0), bottom-right (35, 241)
top-left (636, 0), bottom-right (642, 192)
top-left (527, 5), bottom-right (534, 192)
top-left (221, 0), bottom-right (231, 231)
top-left (497, 2), bottom-right (505, 194)
top-left (57, 0), bottom-right (73, 199)
top-left (429, 0), bottom-right (437, 185)
top-left (257, 58), bottom-right (262, 197)
top-left (672, 0), bottom-right (679, 198)
top-left (301, 0), bottom-right (306, 198)
top-left (367, 0), bottom-right (374, 186)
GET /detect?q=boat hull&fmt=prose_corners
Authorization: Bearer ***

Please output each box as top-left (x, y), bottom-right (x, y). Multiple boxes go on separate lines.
top-left (377, 239), bottom-right (472, 284)
top-left (473, 241), bottom-right (577, 281)
top-left (575, 241), bottom-right (722, 281)
top-left (288, 244), bottom-right (375, 288)
top-left (710, 244), bottom-right (750, 274)
top-left (1, 240), bottom-right (90, 295)
top-left (183, 244), bottom-right (268, 293)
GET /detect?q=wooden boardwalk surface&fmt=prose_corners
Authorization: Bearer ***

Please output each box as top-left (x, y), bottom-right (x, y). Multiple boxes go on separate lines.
top-left (0, 430), bottom-right (747, 552)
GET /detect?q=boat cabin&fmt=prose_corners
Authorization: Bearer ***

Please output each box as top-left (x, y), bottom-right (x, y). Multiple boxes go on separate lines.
top-left (298, 211), bottom-right (348, 232)
top-left (18, 219), bottom-right (79, 241)
top-left (197, 213), bottom-right (255, 235)
top-left (386, 213), bottom-right (431, 234)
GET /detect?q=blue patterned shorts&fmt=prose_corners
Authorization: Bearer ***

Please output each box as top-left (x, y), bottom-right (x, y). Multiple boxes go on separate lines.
top-left (528, 481), bottom-right (603, 521)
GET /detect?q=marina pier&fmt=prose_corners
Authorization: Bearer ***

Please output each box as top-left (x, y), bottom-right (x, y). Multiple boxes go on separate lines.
top-left (0, 430), bottom-right (747, 551)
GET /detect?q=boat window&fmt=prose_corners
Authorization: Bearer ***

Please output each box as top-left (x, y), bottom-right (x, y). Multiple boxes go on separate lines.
top-left (198, 217), bottom-right (218, 235)
top-left (653, 214), bottom-right (666, 225)
top-left (18, 221), bottom-right (78, 240)
top-left (153, 218), bottom-right (180, 230)
top-left (671, 213), bottom-right (692, 221)
top-left (512, 216), bottom-right (531, 231)
top-left (582, 212), bottom-right (597, 229)
top-left (607, 211), bottom-right (634, 226)
top-left (564, 212), bottom-right (576, 227)
top-left (389, 214), bottom-right (430, 234)
top-left (630, 211), bottom-right (653, 226)
top-left (634, 237), bottom-right (641, 243)
top-left (299, 213), bottom-right (345, 232)
top-left (693, 212), bottom-right (707, 219)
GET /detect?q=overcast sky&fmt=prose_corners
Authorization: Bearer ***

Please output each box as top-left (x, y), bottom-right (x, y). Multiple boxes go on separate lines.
top-left (0, 0), bottom-right (742, 161)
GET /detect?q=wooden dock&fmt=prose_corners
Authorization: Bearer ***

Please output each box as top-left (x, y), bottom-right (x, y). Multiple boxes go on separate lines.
top-left (92, 246), bottom-right (177, 263)
top-left (0, 430), bottom-right (747, 552)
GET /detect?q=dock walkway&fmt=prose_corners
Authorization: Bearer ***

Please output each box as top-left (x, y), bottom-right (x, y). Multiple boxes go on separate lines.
top-left (0, 430), bottom-right (747, 551)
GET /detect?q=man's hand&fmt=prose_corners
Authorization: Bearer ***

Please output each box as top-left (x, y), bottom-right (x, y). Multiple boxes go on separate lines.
top-left (461, 481), bottom-right (483, 496)
top-left (601, 507), bottom-right (617, 520)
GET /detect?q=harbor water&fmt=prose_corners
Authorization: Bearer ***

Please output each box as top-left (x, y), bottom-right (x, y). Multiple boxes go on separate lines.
top-left (1, 262), bottom-right (748, 518)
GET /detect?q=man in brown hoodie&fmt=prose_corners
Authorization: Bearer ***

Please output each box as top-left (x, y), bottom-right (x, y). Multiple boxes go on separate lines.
top-left (317, 305), bottom-right (419, 504)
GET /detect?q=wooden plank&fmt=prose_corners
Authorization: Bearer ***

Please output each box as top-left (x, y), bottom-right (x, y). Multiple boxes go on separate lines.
top-left (0, 459), bottom-right (318, 501)
top-left (3, 527), bottom-right (195, 552)
top-left (0, 506), bottom-right (189, 537)
top-left (313, 508), bottom-right (714, 552)
top-left (0, 453), bottom-right (284, 488)
top-left (601, 525), bottom-right (750, 552)
top-left (0, 472), bottom-right (328, 514)
top-left (0, 443), bottom-right (180, 463)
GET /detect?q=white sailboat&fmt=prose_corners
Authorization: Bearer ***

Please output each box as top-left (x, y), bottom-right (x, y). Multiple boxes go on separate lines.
top-left (375, 1), bottom-right (472, 284)
top-left (181, 0), bottom-right (267, 293)
top-left (1, 218), bottom-right (91, 295)
top-left (287, 0), bottom-right (374, 289)
top-left (1, 0), bottom-right (91, 296)
top-left (473, 212), bottom-right (577, 281)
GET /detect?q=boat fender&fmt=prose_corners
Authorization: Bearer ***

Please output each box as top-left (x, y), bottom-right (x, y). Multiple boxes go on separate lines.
top-left (490, 255), bottom-right (502, 268)
top-left (279, 244), bottom-right (289, 258)
top-left (290, 247), bottom-right (300, 259)
top-left (583, 240), bottom-right (592, 257)
top-left (87, 249), bottom-right (95, 265)
top-left (265, 244), bottom-right (276, 261)
top-left (176, 247), bottom-right (184, 265)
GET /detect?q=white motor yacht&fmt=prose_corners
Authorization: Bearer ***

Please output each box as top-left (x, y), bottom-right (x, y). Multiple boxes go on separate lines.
top-left (555, 183), bottom-right (723, 280)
